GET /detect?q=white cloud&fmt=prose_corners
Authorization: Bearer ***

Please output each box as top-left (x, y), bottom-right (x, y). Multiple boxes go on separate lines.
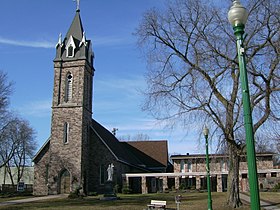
top-left (96, 75), bottom-right (145, 93)
top-left (0, 37), bottom-right (54, 48)
top-left (0, 34), bottom-right (133, 49)
top-left (93, 75), bottom-right (145, 114)
top-left (92, 36), bottom-right (134, 46)
top-left (15, 99), bottom-right (52, 117)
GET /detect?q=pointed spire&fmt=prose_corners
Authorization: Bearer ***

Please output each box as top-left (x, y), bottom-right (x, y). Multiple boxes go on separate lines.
top-left (54, 1), bottom-right (93, 65)
top-left (55, 33), bottom-right (63, 48)
top-left (65, 9), bottom-right (84, 42)
top-left (79, 31), bottom-right (87, 47)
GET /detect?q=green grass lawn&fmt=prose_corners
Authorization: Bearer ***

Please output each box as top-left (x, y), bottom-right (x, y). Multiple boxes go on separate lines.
top-left (260, 192), bottom-right (280, 208)
top-left (0, 192), bottom-right (253, 210)
top-left (0, 195), bottom-right (34, 202)
top-left (260, 192), bottom-right (280, 204)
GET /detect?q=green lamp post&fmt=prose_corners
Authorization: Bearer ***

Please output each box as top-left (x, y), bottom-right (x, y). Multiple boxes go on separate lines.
top-left (203, 126), bottom-right (212, 210)
top-left (228, 1), bottom-right (260, 209)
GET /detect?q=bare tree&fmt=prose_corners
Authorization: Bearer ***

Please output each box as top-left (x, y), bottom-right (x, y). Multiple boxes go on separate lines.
top-left (136, 0), bottom-right (280, 208)
top-left (118, 133), bottom-right (150, 141)
top-left (0, 70), bottom-right (36, 185)
top-left (0, 71), bottom-right (12, 113)
top-left (0, 70), bottom-right (13, 168)
top-left (2, 118), bottom-right (36, 185)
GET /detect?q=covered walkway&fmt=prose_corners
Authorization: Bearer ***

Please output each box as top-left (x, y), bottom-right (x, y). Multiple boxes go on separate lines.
top-left (123, 169), bottom-right (280, 194)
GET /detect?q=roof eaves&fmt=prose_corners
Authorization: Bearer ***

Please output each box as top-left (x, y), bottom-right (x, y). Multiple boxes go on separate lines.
top-left (90, 125), bottom-right (130, 165)
top-left (32, 137), bottom-right (51, 161)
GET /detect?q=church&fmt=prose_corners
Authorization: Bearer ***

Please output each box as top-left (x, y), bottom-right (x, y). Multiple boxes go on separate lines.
top-left (33, 6), bottom-right (169, 195)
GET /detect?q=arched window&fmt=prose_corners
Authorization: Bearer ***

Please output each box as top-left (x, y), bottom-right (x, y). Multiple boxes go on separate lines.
top-left (63, 122), bottom-right (69, 144)
top-left (65, 73), bottom-right (73, 102)
top-left (66, 36), bottom-right (76, 58)
top-left (67, 45), bottom-right (74, 57)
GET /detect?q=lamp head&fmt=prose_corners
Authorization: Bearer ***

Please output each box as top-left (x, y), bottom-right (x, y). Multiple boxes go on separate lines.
top-left (203, 126), bottom-right (209, 137)
top-left (228, 0), bottom-right (248, 26)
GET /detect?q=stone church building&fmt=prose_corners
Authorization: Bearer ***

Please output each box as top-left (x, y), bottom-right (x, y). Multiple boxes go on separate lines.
top-left (33, 8), bottom-right (169, 195)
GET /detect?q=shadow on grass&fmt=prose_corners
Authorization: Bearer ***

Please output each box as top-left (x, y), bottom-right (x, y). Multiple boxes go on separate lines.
top-left (0, 192), bottom-right (250, 210)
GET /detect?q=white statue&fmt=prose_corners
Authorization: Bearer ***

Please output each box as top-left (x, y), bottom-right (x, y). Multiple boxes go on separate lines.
top-left (107, 163), bottom-right (114, 181)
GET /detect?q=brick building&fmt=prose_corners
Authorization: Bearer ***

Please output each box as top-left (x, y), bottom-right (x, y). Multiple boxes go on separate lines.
top-left (33, 8), bottom-right (169, 196)
top-left (170, 153), bottom-right (280, 192)
top-left (122, 153), bottom-right (280, 194)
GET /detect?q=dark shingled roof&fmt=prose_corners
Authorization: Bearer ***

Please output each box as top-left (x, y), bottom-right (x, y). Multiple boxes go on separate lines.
top-left (125, 141), bottom-right (168, 167)
top-left (90, 119), bottom-right (167, 171)
top-left (65, 11), bottom-right (84, 41)
top-left (34, 119), bottom-right (168, 173)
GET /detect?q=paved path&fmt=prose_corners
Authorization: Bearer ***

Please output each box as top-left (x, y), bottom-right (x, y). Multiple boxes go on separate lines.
top-left (0, 194), bottom-right (67, 206)
top-left (240, 193), bottom-right (280, 210)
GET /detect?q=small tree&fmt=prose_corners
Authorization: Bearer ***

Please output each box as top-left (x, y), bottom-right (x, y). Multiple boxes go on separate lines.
top-left (0, 71), bottom-right (36, 185)
top-left (2, 118), bottom-right (36, 185)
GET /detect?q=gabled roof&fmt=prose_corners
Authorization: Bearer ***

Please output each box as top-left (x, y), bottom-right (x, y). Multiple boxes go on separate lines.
top-left (125, 141), bottom-right (168, 167)
top-left (32, 137), bottom-right (50, 163)
top-left (90, 119), bottom-right (167, 171)
top-left (33, 119), bottom-right (168, 172)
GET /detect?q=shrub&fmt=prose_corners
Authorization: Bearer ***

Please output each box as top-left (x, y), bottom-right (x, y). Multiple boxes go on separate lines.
top-left (272, 183), bottom-right (280, 192)
top-left (114, 184), bottom-right (120, 194)
top-left (68, 187), bottom-right (83, 199)
top-left (88, 192), bottom-right (98, 196)
top-left (179, 183), bottom-right (186, 190)
top-left (121, 185), bottom-right (132, 194)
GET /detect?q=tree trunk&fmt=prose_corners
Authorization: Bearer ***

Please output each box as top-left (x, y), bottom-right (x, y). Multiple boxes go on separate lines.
top-left (6, 164), bottom-right (15, 186)
top-left (227, 143), bottom-right (242, 208)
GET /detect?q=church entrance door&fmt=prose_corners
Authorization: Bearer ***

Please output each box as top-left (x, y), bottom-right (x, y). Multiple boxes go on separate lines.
top-left (60, 170), bottom-right (70, 194)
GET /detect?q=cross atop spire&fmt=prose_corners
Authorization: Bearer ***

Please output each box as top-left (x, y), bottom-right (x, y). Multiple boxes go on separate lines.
top-left (74, 0), bottom-right (80, 12)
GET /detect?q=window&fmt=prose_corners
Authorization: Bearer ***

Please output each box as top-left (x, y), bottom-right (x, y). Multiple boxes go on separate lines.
top-left (242, 174), bottom-right (247, 178)
top-left (271, 172), bottom-right (277, 177)
top-left (221, 160), bottom-right (227, 172)
top-left (258, 173), bottom-right (266, 178)
top-left (180, 160), bottom-right (185, 172)
top-left (187, 161), bottom-right (192, 172)
top-left (63, 122), bottom-right (69, 144)
top-left (65, 73), bottom-right (73, 102)
top-left (67, 45), bottom-right (74, 57)
top-left (66, 36), bottom-right (76, 58)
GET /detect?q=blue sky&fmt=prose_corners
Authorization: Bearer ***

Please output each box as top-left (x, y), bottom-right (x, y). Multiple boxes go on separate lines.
top-left (0, 0), bottom-right (209, 155)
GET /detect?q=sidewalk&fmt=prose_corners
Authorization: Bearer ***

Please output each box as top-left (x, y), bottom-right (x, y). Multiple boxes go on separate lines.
top-left (240, 193), bottom-right (280, 210)
top-left (0, 194), bottom-right (67, 207)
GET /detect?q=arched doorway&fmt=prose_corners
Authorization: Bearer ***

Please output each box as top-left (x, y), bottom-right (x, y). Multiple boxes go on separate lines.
top-left (60, 169), bottom-right (70, 194)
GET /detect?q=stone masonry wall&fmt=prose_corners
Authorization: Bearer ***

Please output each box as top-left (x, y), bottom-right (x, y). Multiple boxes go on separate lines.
top-left (87, 130), bottom-right (131, 194)
top-left (33, 142), bottom-right (50, 196)
top-left (46, 59), bottom-right (93, 195)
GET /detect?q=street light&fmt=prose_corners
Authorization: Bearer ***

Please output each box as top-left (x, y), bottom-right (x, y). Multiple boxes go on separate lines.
top-left (203, 126), bottom-right (212, 210)
top-left (228, 1), bottom-right (260, 210)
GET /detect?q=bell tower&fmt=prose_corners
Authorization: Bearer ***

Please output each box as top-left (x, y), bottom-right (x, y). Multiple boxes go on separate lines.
top-left (47, 7), bottom-right (94, 194)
